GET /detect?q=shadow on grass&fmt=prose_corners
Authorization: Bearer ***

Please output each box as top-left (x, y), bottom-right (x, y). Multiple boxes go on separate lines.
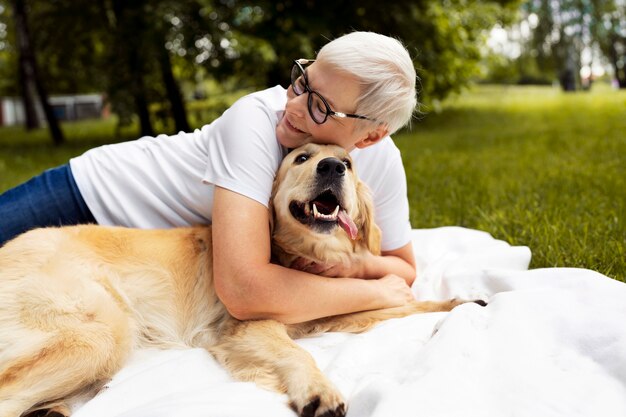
top-left (0, 137), bottom-right (131, 152)
top-left (0, 118), bottom-right (140, 151)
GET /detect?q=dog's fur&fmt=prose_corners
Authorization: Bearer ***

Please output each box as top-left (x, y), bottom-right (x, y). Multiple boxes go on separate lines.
top-left (0, 144), bottom-right (467, 417)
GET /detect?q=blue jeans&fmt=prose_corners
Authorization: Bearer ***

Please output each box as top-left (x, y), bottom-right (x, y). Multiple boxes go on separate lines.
top-left (0, 164), bottom-right (96, 247)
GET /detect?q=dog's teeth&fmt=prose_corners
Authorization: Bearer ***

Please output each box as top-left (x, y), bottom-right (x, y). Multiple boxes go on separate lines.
top-left (311, 203), bottom-right (341, 221)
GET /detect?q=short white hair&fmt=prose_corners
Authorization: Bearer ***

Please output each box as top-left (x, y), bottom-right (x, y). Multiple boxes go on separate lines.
top-left (317, 31), bottom-right (418, 135)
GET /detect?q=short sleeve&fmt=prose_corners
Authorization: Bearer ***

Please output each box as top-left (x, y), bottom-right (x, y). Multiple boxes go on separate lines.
top-left (202, 91), bottom-right (286, 207)
top-left (352, 139), bottom-right (412, 251)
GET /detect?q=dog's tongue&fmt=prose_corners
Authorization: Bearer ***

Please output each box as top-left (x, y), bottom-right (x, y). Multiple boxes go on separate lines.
top-left (337, 209), bottom-right (358, 240)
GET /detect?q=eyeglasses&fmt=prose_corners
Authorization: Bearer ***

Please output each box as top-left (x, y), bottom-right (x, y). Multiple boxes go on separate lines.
top-left (290, 59), bottom-right (375, 125)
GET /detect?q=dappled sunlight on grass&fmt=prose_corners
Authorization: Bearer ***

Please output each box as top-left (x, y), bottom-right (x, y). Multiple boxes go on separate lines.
top-left (396, 84), bottom-right (625, 281)
top-left (0, 117), bottom-right (139, 190)
top-left (1, 85), bottom-right (624, 281)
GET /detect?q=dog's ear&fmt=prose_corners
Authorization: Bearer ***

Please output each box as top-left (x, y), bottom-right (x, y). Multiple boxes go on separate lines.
top-left (355, 180), bottom-right (382, 255)
top-left (268, 178), bottom-right (279, 237)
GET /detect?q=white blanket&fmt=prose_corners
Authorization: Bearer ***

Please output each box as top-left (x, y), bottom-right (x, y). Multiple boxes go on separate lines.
top-left (73, 227), bottom-right (626, 417)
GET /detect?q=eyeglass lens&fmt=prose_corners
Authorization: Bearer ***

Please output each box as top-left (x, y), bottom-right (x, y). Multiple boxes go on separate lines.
top-left (290, 63), bottom-right (329, 124)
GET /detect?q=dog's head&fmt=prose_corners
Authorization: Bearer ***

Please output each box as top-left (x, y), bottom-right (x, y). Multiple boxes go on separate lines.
top-left (270, 143), bottom-right (381, 268)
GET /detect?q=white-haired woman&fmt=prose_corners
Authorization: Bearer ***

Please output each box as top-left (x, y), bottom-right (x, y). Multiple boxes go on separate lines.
top-left (0, 31), bottom-right (419, 323)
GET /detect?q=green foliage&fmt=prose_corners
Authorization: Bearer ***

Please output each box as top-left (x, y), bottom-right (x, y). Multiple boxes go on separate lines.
top-left (1, 85), bottom-right (623, 281)
top-left (520, 0), bottom-right (626, 90)
top-left (395, 84), bottom-right (626, 281)
top-left (589, 0), bottom-right (626, 87)
top-left (0, 0), bottom-right (522, 123)
top-left (0, 117), bottom-right (138, 191)
top-left (0, 90), bottom-right (247, 191)
top-left (410, 0), bottom-right (517, 100)
top-left (245, 0), bottom-right (522, 103)
top-left (0, 1), bottom-right (18, 95)
top-left (481, 51), bottom-right (553, 85)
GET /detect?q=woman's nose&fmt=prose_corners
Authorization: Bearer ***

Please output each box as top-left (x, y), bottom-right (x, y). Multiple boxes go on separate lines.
top-left (286, 88), bottom-right (307, 118)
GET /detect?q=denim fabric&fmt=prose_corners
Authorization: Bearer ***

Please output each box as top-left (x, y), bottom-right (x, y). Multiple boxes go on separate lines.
top-left (0, 164), bottom-right (96, 246)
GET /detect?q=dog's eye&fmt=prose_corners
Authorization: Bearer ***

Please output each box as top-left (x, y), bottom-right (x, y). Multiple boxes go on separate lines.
top-left (342, 159), bottom-right (352, 170)
top-left (294, 154), bottom-right (309, 164)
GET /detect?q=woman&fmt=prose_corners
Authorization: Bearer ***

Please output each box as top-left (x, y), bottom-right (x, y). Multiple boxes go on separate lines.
top-left (0, 31), bottom-right (418, 323)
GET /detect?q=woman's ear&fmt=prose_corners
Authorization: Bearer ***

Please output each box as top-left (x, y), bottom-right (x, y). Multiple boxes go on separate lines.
top-left (354, 124), bottom-right (389, 149)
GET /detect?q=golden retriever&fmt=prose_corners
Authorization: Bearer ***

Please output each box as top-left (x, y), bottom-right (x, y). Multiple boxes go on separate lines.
top-left (0, 143), bottom-right (471, 417)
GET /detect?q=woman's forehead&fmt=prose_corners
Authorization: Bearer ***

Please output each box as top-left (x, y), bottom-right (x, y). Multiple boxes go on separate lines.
top-left (306, 61), bottom-right (360, 110)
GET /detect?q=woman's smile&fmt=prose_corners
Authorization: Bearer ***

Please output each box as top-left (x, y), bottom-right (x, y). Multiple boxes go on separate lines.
top-left (285, 116), bottom-right (305, 134)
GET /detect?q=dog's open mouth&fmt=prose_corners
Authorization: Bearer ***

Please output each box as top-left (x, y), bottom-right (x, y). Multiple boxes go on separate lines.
top-left (289, 190), bottom-right (358, 239)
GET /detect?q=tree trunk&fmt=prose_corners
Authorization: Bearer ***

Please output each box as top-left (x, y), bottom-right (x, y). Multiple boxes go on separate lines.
top-left (129, 47), bottom-right (154, 137)
top-left (110, 0), bottom-right (154, 137)
top-left (134, 89), bottom-right (154, 137)
top-left (613, 61), bottom-right (626, 89)
top-left (606, 35), bottom-right (626, 89)
top-left (13, 0), bottom-right (38, 130)
top-left (16, 43), bottom-right (38, 129)
top-left (12, 0), bottom-right (64, 144)
top-left (159, 45), bottom-right (190, 132)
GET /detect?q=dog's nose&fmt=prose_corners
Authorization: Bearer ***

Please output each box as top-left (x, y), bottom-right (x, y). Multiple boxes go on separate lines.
top-left (316, 157), bottom-right (346, 179)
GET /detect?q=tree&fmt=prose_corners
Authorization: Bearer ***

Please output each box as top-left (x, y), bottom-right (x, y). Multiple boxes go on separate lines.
top-left (0, 4), bottom-right (17, 96)
top-left (0, 0), bottom-right (196, 137)
top-left (589, 0), bottom-right (626, 88)
top-left (1, 0), bottom-right (524, 137)
top-left (524, 0), bottom-right (589, 91)
top-left (234, 0), bottom-right (521, 104)
top-left (10, 0), bottom-right (64, 143)
top-left (522, 0), bottom-right (626, 90)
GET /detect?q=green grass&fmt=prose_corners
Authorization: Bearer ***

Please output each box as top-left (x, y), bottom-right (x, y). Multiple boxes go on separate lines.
top-left (1, 85), bottom-right (625, 281)
top-left (0, 118), bottom-right (139, 191)
top-left (0, 90), bottom-right (250, 191)
top-left (394, 84), bottom-right (626, 281)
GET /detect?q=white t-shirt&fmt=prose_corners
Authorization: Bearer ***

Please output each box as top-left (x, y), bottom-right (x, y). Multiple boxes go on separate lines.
top-left (70, 86), bottom-right (411, 251)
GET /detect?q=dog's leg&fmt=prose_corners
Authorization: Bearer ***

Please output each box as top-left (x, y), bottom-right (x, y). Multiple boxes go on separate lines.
top-left (210, 319), bottom-right (346, 417)
top-left (287, 299), bottom-right (478, 338)
top-left (0, 303), bottom-right (132, 417)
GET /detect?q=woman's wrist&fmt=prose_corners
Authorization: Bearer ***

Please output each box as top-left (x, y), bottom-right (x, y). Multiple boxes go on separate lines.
top-left (357, 251), bottom-right (378, 279)
top-left (359, 253), bottom-right (416, 284)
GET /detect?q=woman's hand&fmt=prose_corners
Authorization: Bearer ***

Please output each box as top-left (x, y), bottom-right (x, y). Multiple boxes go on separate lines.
top-left (292, 262), bottom-right (414, 308)
top-left (213, 186), bottom-right (414, 323)
top-left (375, 274), bottom-right (415, 307)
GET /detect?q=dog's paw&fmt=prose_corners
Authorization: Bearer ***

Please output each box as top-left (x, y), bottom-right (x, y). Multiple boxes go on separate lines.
top-left (450, 298), bottom-right (488, 308)
top-left (289, 380), bottom-right (346, 417)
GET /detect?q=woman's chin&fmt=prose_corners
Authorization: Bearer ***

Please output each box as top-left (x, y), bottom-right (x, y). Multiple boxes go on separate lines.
top-left (276, 123), bottom-right (309, 149)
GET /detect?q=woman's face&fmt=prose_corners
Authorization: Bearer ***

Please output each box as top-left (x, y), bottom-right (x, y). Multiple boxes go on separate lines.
top-left (276, 60), bottom-right (372, 151)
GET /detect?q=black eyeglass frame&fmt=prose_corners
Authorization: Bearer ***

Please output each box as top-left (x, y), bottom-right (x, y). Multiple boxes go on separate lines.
top-left (291, 58), bottom-right (375, 125)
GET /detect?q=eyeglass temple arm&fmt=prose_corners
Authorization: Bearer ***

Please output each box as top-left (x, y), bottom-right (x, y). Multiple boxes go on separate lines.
top-left (296, 58), bottom-right (315, 65)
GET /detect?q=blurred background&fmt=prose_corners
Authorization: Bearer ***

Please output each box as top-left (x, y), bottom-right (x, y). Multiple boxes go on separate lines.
top-left (0, 0), bottom-right (624, 280)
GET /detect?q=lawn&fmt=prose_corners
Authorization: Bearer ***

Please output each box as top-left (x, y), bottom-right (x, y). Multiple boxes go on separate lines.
top-left (0, 118), bottom-right (139, 191)
top-left (1, 85), bottom-right (624, 281)
top-left (394, 84), bottom-right (626, 281)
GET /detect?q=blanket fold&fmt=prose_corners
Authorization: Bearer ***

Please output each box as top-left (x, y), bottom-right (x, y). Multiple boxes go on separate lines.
top-left (73, 227), bottom-right (626, 417)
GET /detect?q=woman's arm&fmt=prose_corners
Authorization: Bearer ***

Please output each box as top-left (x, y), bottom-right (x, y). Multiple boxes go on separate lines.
top-left (211, 186), bottom-right (414, 324)
top-left (296, 244), bottom-right (416, 286)
top-left (363, 244), bottom-right (417, 284)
